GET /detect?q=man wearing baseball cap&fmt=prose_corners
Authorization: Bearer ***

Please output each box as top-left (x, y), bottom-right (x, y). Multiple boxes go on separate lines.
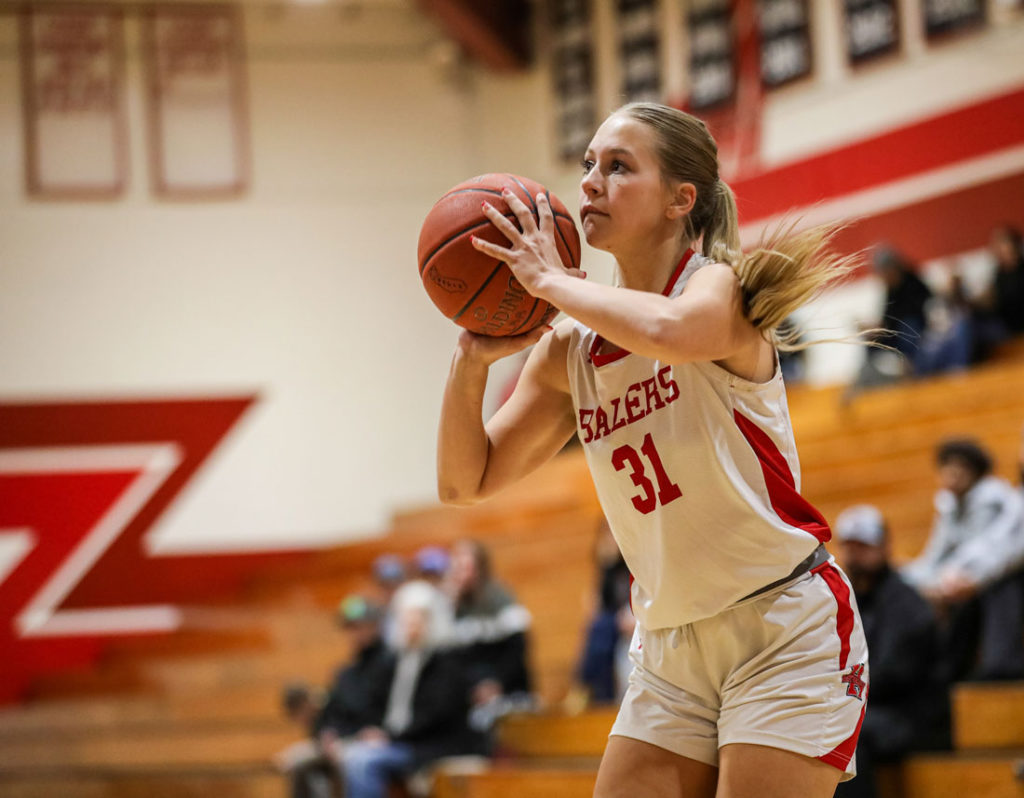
top-left (834, 505), bottom-right (950, 798)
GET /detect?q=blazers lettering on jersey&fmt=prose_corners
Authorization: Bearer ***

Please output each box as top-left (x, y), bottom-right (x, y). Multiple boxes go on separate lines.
top-left (578, 365), bottom-right (680, 443)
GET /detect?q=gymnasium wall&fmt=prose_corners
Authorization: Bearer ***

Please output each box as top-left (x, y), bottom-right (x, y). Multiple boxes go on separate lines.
top-left (1, 1), bottom-right (1024, 672)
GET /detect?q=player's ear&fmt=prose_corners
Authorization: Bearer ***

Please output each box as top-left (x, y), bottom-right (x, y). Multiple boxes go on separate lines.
top-left (666, 182), bottom-right (697, 220)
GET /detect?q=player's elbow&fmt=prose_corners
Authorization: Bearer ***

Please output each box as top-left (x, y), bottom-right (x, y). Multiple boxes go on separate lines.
top-left (437, 481), bottom-right (483, 507)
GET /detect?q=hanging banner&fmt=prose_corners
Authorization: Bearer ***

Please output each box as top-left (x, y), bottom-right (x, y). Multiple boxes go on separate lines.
top-left (758, 0), bottom-right (812, 88)
top-left (618, 0), bottom-right (661, 103)
top-left (550, 0), bottom-right (596, 162)
top-left (143, 4), bottom-right (250, 198)
top-left (19, 4), bottom-right (127, 199)
top-left (923, 0), bottom-right (985, 38)
top-left (844, 0), bottom-right (900, 63)
top-left (686, 0), bottom-right (763, 182)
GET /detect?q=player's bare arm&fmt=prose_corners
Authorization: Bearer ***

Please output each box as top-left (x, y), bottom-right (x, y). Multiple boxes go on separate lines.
top-left (437, 320), bottom-right (576, 506)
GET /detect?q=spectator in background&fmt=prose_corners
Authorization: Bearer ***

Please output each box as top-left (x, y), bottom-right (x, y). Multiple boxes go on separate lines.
top-left (413, 545), bottom-right (450, 587)
top-left (847, 247), bottom-right (932, 398)
top-left (903, 439), bottom-right (1024, 681)
top-left (973, 225), bottom-right (1024, 358)
top-left (316, 596), bottom-right (392, 759)
top-left (372, 553), bottom-right (407, 642)
top-left (833, 506), bottom-right (950, 798)
top-left (873, 247), bottom-right (932, 362)
top-left (445, 539), bottom-right (534, 728)
top-left (915, 270), bottom-right (974, 375)
top-left (276, 684), bottom-right (338, 798)
top-left (576, 518), bottom-right (634, 704)
top-left (340, 580), bottom-right (487, 798)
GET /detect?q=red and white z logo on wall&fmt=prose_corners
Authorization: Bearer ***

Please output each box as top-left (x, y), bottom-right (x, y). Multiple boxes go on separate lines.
top-left (0, 397), bottom-right (299, 703)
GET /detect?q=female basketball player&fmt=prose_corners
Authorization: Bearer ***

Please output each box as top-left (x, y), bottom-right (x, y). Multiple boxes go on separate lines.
top-left (437, 103), bottom-right (868, 798)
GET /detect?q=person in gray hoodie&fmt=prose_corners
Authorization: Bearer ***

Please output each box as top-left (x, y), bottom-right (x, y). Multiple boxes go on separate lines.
top-left (903, 438), bottom-right (1024, 681)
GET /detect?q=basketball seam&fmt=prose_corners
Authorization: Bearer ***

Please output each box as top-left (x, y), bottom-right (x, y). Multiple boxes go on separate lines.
top-left (547, 189), bottom-right (578, 270)
top-left (510, 176), bottom-right (538, 215)
top-left (451, 262), bottom-right (506, 322)
top-left (418, 214), bottom-right (515, 276)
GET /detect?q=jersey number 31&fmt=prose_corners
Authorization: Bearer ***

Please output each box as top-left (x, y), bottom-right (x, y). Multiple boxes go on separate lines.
top-left (611, 432), bottom-right (682, 515)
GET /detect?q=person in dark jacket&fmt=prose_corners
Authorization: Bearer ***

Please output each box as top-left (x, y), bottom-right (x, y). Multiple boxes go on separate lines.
top-left (275, 595), bottom-right (389, 798)
top-left (317, 596), bottom-right (392, 747)
top-left (834, 505), bottom-right (951, 798)
top-left (340, 580), bottom-right (487, 798)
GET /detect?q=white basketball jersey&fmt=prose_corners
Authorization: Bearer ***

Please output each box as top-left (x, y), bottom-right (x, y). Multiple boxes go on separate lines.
top-left (567, 250), bottom-right (830, 630)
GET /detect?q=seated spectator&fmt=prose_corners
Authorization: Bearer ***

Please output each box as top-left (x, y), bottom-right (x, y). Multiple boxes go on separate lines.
top-left (340, 580), bottom-right (487, 798)
top-left (445, 539), bottom-right (534, 727)
top-left (576, 518), bottom-right (633, 704)
top-left (833, 506), bottom-right (950, 798)
top-left (317, 596), bottom-right (392, 756)
top-left (847, 247), bottom-right (932, 396)
top-left (973, 225), bottom-right (1024, 358)
top-left (275, 683), bottom-right (338, 798)
top-left (902, 439), bottom-right (1024, 681)
top-left (413, 545), bottom-right (450, 587)
top-left (915, 270), bottom-right (974, 376)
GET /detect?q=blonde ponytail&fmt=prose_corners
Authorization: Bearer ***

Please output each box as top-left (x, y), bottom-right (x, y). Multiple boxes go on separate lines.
top-left (619, 102), bottom-right (859, 349)
top-left (730, 221), bottom-right (859, 350)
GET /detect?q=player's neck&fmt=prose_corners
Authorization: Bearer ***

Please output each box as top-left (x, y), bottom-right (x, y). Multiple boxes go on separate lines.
top-left (616, 237), bottom-right (694, 294)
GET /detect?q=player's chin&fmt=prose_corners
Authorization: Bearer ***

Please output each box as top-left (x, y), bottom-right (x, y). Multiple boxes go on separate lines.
top-left (581, 217), bottom-right (609, 248)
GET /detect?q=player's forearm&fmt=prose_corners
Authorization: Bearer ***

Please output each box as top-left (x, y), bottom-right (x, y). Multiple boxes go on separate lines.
top-left (535, 273), bottom-right (735, 364)
top-left (437, 349), bottom-right (492, 505)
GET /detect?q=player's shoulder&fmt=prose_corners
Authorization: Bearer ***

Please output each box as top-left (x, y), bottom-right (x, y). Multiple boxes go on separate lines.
top-left (524, 317), bottom-right (575, 393)
top-left (680, 260), bottom-right (739, 292)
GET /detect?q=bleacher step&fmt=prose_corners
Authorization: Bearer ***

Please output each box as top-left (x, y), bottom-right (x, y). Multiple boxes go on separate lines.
top-left (955, 683), bottom-right (1024, 749)
top-left (0, 766), bottom-right (282, 798)
top-left (903, 751), bottom-right (1024, 798)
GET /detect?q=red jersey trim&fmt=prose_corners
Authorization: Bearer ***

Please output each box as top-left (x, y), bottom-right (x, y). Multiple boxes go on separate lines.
top-left (589, 249), bottom-right (695, 367)
top-left (812, 562), bottom-right (854, 670)
top-left (732, 410), bottom-right (832, 544)
top-left (818, 698), bottom-right (866, 771)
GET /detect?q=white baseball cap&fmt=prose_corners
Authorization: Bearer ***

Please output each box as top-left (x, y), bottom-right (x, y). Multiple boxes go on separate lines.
top-left (835, 505), bottom-right (886, 546)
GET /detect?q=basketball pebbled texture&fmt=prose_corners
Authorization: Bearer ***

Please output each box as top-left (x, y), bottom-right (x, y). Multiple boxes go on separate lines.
top-left (417, 173), bottom-right (581, 337)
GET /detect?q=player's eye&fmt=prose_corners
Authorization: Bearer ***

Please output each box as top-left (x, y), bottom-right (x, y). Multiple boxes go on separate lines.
top-left (610, 159), bottom-right (627, 173)
top-left (581, 158), bottom-right (595, 174)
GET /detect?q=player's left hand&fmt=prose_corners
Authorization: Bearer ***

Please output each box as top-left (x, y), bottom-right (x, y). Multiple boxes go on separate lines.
top-left (472, 189), bottom-right (585, 297)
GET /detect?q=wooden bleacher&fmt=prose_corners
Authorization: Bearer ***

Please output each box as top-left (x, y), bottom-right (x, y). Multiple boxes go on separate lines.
top-left (1, 356), bottom-right (1023, 796)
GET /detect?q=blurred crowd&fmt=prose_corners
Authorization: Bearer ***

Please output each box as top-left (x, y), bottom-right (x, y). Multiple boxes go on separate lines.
top-left (275, 539), bottom-right (534, 798)
top-left (845, 224), bottom-right (1024, 396)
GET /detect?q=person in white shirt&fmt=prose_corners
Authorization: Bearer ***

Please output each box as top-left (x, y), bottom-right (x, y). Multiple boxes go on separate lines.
top-left (903, 438), bottom-right (1024, 681)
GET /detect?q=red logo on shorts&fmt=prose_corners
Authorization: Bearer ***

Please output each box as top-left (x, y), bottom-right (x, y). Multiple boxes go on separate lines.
top-left (842, 663), bottom-right (867, 700)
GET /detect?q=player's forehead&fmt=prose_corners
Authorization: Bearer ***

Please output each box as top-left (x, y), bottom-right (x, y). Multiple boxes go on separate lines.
top-left (585, 113), bottom-right (659, 161)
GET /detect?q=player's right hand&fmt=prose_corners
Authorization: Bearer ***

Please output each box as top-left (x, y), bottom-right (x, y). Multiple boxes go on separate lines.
top-left (456, 325), bottom-right (551, 366)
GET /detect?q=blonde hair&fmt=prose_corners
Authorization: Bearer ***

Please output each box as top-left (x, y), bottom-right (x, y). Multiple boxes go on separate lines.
top-left (619, 102), bottom-right (858, 350)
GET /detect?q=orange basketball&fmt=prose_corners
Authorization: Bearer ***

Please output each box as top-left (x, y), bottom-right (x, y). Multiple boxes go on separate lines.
top-left (417, 173), bottom-right (581, 337)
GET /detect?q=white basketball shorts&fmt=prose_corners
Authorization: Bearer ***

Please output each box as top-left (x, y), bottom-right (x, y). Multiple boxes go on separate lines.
top-left (610, 559), bottom-right (868, 779)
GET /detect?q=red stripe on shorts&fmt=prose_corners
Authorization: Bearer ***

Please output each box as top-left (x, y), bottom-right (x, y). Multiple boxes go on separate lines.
top-left (818, 696), bottom-right (867, 771)
top-left (812, 562), bottom-right (854, 671)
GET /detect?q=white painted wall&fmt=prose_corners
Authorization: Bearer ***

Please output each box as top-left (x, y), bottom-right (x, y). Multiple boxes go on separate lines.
top-left (1, 2), bottom-right (1022, 549)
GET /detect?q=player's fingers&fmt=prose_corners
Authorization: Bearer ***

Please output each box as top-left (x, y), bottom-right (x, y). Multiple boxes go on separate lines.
top-left (470, 235), bottom-right (512, 262)
top-left (501, 188), bottom-right (537, 233)
top-left (481, 202), bottom-right (521, 242)
top-left (565, 268), bottom-right (587, 280)
top-left (536, 192), bottom-right (554, 234)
